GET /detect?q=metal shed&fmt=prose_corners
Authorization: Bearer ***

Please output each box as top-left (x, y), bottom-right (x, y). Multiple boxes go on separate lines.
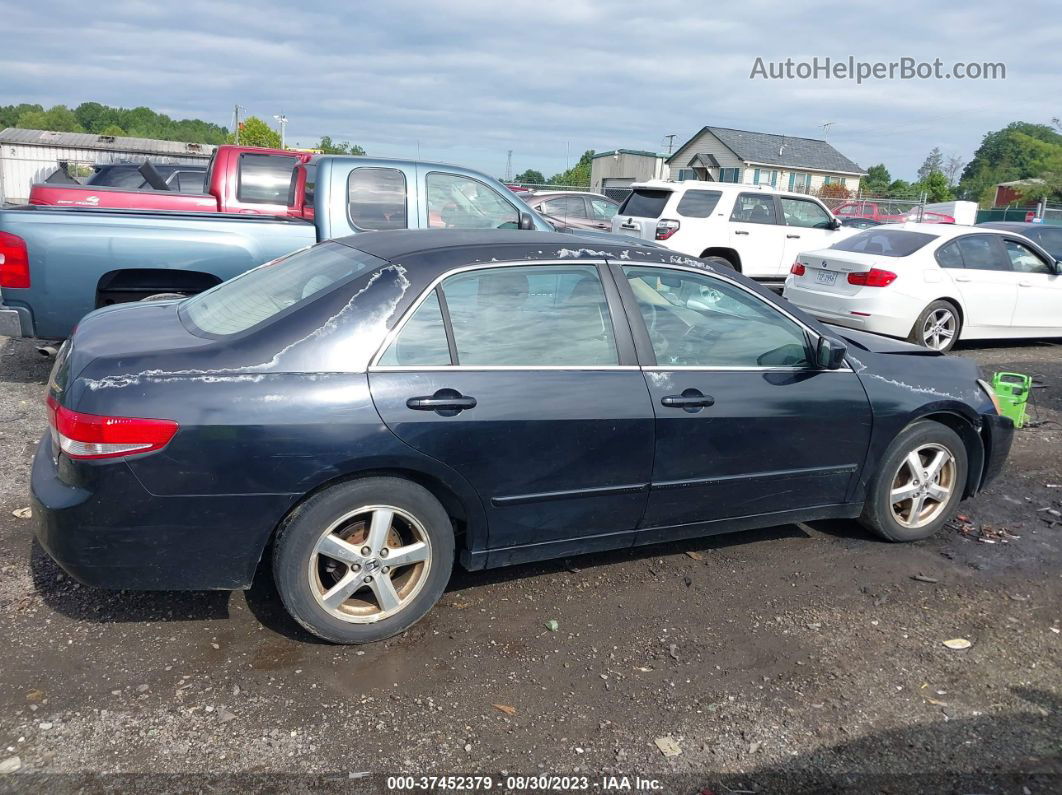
top-left (0, 128), bottom-right (216, 204)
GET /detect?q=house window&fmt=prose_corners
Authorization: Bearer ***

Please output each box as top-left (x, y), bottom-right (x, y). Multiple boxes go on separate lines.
top-left (753, 169), bottom-right (778, 187)
top-left (718, 167), bottom-right (741, 183)
top-left (676, 168), bottom-right (697, 182)
top-left (787, 172), bottom-right (810, 192)
top-left (824, 176), bottom-right (848, 187)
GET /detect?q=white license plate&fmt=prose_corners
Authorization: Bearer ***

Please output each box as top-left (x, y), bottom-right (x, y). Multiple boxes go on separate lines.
top-left (816, 270), bottom-right (837, 285)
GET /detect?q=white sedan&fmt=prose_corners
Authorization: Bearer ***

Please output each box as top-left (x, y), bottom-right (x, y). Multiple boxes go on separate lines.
top-left (782, 223), bottom-right (1062, 351)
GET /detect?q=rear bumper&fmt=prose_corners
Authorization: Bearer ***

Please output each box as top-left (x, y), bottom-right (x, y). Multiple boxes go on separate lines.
top-left (979, 412), bottom-right (1014, 492)
top-left (0, 305), bottom-right (30, 337)
top-left (31, 434), bottom-right (295, 590)
top-left (782, 280), bottom-right (917, 339)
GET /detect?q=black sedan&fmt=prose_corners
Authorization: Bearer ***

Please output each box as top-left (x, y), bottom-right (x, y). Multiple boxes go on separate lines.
top-left (33, 231), bottom-right (1013, 644)
top-left (977, 221), bottom-right (1062, 260)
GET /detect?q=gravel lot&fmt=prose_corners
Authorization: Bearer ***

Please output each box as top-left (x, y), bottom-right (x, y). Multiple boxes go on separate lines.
top-left (0, 334), bottom-right (1059, 793)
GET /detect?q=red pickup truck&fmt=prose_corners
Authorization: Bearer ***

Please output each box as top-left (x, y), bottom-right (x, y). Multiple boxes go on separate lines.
top-left (28, 146), bottom-right (313, 216)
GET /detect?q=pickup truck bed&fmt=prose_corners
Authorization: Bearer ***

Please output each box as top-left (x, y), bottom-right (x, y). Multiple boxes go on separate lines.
top-left (0, 207), bottom-right (314, 339)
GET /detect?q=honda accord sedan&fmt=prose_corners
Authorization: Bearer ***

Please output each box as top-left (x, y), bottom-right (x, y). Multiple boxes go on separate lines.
top-left (33, 230), bottom-right (1013, 643)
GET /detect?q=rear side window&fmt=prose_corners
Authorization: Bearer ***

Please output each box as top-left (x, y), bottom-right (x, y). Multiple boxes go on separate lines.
top-left (935, 241), bottom-right (963, 268)
top-left (237, 153), bottom-right (297, 204)
top-left (181, 242), bottom-right (385, 336)
top-left (956, 235), bottom-right (1007, 271)
top-left (676, 190), bottom-right (722, 218)
top-left (831, 229), bottom-right (937, 257)
top-left (618, 189), bottom-right (672, 218)
top-left (730, 193), bottom-right (777, 225)
top-left (348, 167), bottom-right (408, 230)
top-left (377, 290), bottom-right (450, 366)
top-left (541, 196), bottom-right (589, 219)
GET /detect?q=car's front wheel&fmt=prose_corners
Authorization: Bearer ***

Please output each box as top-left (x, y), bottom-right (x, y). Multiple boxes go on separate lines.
top-left (909, 300), bottom-right (961, 352)
top-left (859, 420), bottom-right (968, 542)
top-left (273, 477), bottom-right (454, 643)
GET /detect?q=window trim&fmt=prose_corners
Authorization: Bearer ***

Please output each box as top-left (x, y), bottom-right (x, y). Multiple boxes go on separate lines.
top-left (345, 166), bottom-right (409, 232)
top-left (424, 170), bottom-right (522, 230)
top-left (369, 260), bottom-right (636, 370)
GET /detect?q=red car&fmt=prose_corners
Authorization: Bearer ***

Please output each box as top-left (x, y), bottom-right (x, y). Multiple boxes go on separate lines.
top-left (834, 201), bottom-right (954, 225)
top-left (29, 146), bottom-right (313, 216)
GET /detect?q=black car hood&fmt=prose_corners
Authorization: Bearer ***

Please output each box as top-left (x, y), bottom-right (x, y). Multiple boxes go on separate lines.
top-left (828, 325), bottom-right (941, 356)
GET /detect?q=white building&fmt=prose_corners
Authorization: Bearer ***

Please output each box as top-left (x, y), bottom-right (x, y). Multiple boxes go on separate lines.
top-left (589, 149), bottom-right (668, 196)
top-left (0, 128), bottom-right (215, 204)
top-left (666, 126), bottom-right (865, 193)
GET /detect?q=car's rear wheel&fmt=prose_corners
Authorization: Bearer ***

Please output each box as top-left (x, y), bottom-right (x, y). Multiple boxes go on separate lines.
top-left (909, 300), bottom-right (960, 352)
top-left (859, 420), bottom-right (968, 542)
top-left (273, 477), bottom-right (454, 643)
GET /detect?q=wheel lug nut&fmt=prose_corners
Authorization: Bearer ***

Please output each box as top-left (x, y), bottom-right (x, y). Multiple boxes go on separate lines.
top-left (361, 546), bottom-right (371, 556)
top-left (379, 548), bottom-right (389, 558)
top-left (351, 563), bottom-right (361, 572)
top-left (382, 566), bottom-right (390, 574)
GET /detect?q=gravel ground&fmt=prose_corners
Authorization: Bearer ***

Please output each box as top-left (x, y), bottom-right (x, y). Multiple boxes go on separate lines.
top-left (0, 334), bottom-right (1059, 794)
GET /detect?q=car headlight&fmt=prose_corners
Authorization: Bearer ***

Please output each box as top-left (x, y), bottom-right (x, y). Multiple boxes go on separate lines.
top-left (977, 379), bottom-right (1002, 414)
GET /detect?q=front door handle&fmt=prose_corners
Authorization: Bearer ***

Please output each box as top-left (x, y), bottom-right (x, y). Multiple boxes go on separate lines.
top-left (406, 389), bottom-right (477, 414)
top-left (1019, 280), bottom-right (1032, 287)
top-left (786, 234), bottom-right (801, 239)
top-left (734, 230), bottom-right (750, 236)
top-left (661, 389), bottom-right (715, 412)
top-left (954, 275), bottom-right (972, 282)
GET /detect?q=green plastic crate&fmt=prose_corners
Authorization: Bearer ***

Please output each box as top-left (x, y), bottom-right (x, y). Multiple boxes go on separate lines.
top-left (992, 372), bottom-right (1032, 428)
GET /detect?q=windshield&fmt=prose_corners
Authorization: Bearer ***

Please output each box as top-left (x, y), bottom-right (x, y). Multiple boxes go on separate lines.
top-left (830, 229), bottom-right (937, 257)
top-left (181, 242), bottom-right (386, 336)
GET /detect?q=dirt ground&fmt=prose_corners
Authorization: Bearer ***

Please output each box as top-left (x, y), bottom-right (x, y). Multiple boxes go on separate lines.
top-left (0, 334), bottom-right (1058, 794)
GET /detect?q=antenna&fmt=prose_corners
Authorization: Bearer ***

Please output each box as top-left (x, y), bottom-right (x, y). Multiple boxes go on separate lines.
top-left (664, 134), bottom-right (676, 155)
top-left (505, 149), bottom-right (513, 182)
top-left (273, 113), bottom-right (288, 150)
top-left (820, 121), bottom-right (835, 141)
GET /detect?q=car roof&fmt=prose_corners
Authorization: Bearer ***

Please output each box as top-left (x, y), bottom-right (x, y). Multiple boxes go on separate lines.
top-left (978, 221), bottom-right (1040, 230)
top-left (629, 179), bottom-right (776, 193)
top-left (529, 191), bottom-right (613, 201)
top-left (333, 229), bottom-right (659, 262)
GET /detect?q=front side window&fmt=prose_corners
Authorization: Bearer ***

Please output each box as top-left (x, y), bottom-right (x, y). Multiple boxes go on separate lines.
top-left (780, 197), bottom-right (833, 228)
top-left (730, 193), bottom-right (777, 225)
top-left (237, 153), bottom-right (298, 204)
top-left (348, 167), bottom-right (407, 231)
top-left (623, 267), bottom-right (810, 368)
top-left (1031, 227), bottom-right (1062, 260)
top-left (441, 265), bottom-right (617, 366)
top-left (1005, 239), bottom-right (1053, 274)
top-left (426, 172), bottom-right (519, 229)
top-left (676, 190), bottom-right (722, 218)
top-left (182, 242), bottom-right (384, 336)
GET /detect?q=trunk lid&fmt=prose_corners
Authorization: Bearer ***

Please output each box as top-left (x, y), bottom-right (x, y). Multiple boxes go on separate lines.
top-left (792, 250), bottom-right (882, 296)
top-left (611, 187), bottom-right (676, 242)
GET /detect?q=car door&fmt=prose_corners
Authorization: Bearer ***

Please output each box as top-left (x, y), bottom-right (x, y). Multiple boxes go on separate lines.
top-left (612, 263), bottom-right (872, 544)
top-left (1002, 237), bottom-right (1062, 332)
top-left (778, 196), bottom-right (840, 270)
top-left (587, 197), bottom-right (618, 231)
top-left (936, 235), bottom-right (1018, 333)
top-left (728, 192), bottom-right (788, 277)
top-left (368, 262), bottom-right (654, 562)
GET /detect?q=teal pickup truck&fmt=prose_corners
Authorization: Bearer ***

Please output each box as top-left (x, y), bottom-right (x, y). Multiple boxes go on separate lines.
top-left (0, 155), bottom-right (632, 340)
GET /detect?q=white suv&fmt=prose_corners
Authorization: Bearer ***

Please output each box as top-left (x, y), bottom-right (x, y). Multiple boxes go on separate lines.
top-left (611, 180), bottom-right (856, 284)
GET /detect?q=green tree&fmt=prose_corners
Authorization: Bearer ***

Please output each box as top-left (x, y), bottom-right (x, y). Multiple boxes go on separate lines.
top-left (0, 103), bottom-right (43, 128)
top-left (514, 169), bottom-right (545, 184)
top-left (316, 136), bottom-right (365, 155)
top-left (887, 178), bottom-right (914, 196)
top-left (915, 171), bottom-right (954, 202)
top-left (860, 163), bottom-right (891, 195)
top-left (17, 105), bottom-right (83, 132)
top-left (227, 116), bottom-right (281, 148)
top-left (916, 147), bottom-right (944, 182)
top-left (99, 124), bottom-right (127, 137)
top-left (957, 122), bottom-right (1062, 201)
top-left (547, 150), bottom-right (594, 187)
top-left (74, 101), bottom-right (119, 133)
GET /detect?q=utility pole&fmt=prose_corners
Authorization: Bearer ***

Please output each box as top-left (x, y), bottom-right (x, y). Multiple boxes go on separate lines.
top-left (820, 121), bottom-right (835, 142)
top-left (505, 150), bottom-right (513, 182)
top-left (273, 113), bottom-right (288, 149)
top-left (664, 134), bottom-right (676, 155)
top-left (232, 104), bottom-right (243, 145)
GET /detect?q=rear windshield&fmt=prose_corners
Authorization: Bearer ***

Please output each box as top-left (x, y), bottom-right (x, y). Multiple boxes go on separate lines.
top-left (618, 189), bottom-right (672, 218)
top-left (181, 242), bottom-right (386, 336)
top-left (237, 153), bottom-right (298, 205)
top-left (830, 229), bottom-right (937, 257)
top-left (676, 190), bottom-right (722, 218)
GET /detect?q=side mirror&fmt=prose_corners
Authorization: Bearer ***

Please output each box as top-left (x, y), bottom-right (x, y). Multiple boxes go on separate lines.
top-left (1055, 259), bottom-right (1062, 274)
top-left (815, 336), bottom-right (847, 370)
top-left (518, 212), bottom-right (535, 231)
top-left (828, 217), bottom-right (842, 230)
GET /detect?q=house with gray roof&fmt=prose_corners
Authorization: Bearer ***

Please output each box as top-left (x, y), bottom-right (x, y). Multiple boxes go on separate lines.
top-left (666, 126), bottom-right (865, 193)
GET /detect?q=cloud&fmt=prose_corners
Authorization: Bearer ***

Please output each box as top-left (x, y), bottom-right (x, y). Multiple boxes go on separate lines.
top-left (1, 0), bottom-right (1058, 179)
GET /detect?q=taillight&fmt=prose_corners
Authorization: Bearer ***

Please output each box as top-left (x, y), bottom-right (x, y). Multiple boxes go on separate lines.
top-left (0, 231), bottom-right (30, 288)
top-left (790, 262), bottom-right (806, 276)
top-left (655, 219), bottom-right (680, 240)
top-left (847, 268), bottom-right (897, 287)
top-left (46, 396), bottom-right (178, 460)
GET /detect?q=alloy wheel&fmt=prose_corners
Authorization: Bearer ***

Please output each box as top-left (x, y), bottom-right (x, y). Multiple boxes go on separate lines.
top-left (889, 443), bottom-right (956, 529)
top-left (921, 308), bottom-right (956, 350)
top-left (308, 505), bottom-right (432, 623)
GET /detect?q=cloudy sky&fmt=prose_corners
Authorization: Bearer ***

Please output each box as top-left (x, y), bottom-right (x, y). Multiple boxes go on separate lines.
top-left (3, 0), bottom-right (1058, 180)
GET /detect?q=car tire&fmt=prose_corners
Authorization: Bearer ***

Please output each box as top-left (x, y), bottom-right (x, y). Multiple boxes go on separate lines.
top-left (859, 420), bottom-right (968, 542)
top-left (273, 477), bottom-right (454, 644)
top-left (908, 300), bottom-right (961, 352)
top-left (702, 255), bottom-right (738, 272)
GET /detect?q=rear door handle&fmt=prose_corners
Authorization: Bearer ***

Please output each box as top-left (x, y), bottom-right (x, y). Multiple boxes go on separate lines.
top-left (786, 234), bottom-right (801, 239)
top-left (954, 275), bottom-right (972, 282)
top-left (734, 230), bottom-right (750, 236)
top-left (661, 389), bottom-right (715, 412)
top-left (1019, 280), bottom-right (1032, 287)
top-left (406, 390), bottom-right (477, 413)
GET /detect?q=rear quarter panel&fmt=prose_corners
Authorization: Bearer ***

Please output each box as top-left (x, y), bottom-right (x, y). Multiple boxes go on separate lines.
top-left (0, 208), bottom-right (316, 338)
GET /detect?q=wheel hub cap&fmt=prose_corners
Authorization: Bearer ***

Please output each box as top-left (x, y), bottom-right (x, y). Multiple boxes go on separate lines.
top-left (889, 443), bottom-right (956, 529)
